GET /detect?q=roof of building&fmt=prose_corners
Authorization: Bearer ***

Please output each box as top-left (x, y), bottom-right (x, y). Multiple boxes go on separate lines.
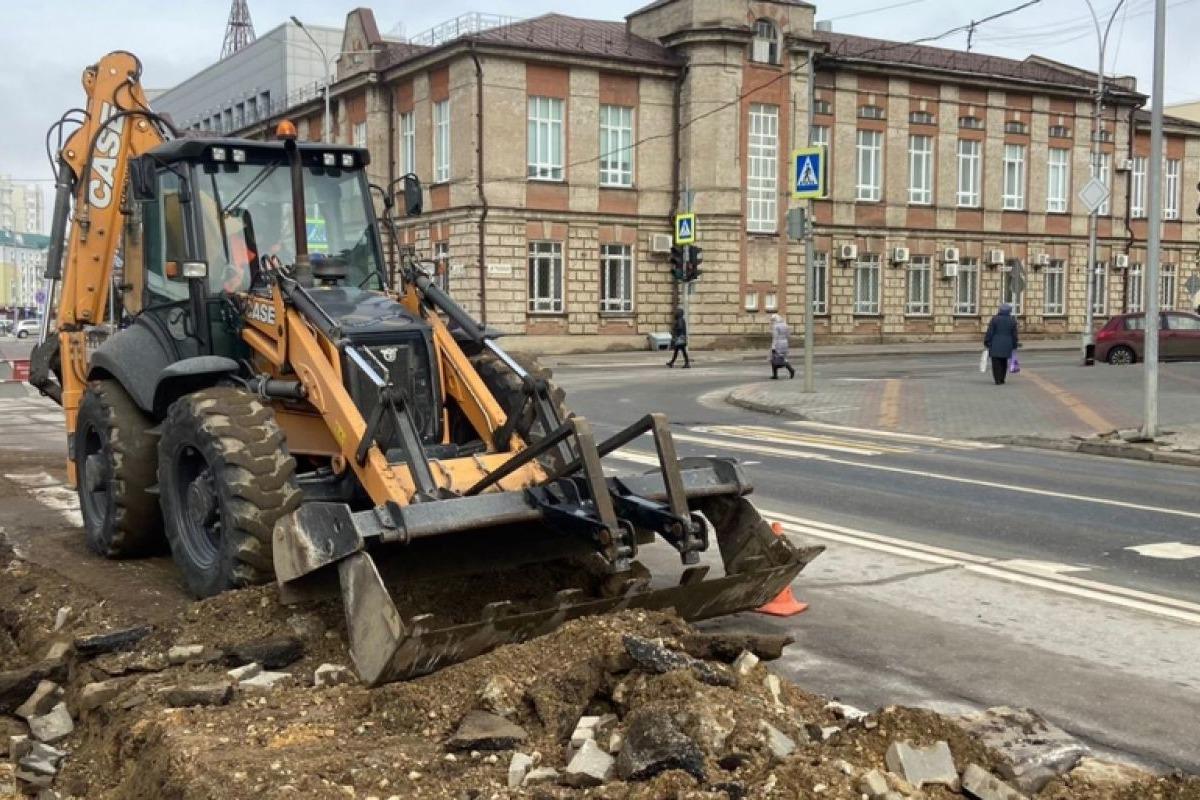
top-left (0, 229), bottom-right (50, 249)
top-left (1134, 108), bottom-right (1200, 132)
top-left (815, 31), bottom-right (1134, 96)
top-left (382, 13), bottom-right (679, 69)
top-left (627, 0), bottom-right (813, 17)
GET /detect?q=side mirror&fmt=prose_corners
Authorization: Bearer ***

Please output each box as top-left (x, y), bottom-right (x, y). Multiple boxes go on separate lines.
top-left (403, 174), bottom-right (422, 217)
top-left (130, 157), bottom-right (157, 201)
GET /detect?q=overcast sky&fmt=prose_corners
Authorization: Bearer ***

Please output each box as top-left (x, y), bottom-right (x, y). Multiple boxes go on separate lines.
top-left (1, 0), bottom-right (1194, 231)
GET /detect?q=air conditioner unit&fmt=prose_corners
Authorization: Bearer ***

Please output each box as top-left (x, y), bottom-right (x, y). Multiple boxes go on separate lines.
top-left (1033, 253), bottom-right (1050, 268)
top-left (987, 249), bottom-right (1005, 266)
top-left (942, 262), bottom-right (959, 279)
top-left (891, 247), bottom-right (910, 264)
top-left (839, 244), bottom-right (858, 261)
top-left (942, 247), bottom-right (960, 263)
top-left (650, 233), bottom-right (673, 254)
top-left (1114, 253), bottom-right (1130, 269)
top-left (751, 39), bottom-right (773, 63)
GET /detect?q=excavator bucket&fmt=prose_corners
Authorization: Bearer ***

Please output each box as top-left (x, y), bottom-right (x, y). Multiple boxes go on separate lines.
top-left (274, 415), bottom-right (822, 686)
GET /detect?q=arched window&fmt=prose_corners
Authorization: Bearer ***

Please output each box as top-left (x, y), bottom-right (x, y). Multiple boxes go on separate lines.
top-left (752, 18), bottom-right (779, 65)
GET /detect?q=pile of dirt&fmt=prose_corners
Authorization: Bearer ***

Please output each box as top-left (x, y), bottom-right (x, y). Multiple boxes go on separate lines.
top-left (3, 539), bottom-right (1199, 800)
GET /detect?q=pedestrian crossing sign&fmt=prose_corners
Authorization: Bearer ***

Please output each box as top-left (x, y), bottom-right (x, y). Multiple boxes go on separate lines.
top-left (791, 146), bottom-right (826, 199)
top-left (674, 212), bottom-right (696, 245)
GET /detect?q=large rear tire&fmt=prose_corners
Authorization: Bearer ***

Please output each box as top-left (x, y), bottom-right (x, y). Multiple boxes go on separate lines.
top-left (471, 351), bottom-right (572, 471)
top-left (157, 387), bottom-right (301, 598)
top-left (75, 380), bottom-right (163, 557)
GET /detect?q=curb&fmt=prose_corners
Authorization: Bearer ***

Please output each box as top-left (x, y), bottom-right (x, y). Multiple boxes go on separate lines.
top-left (986, 434), bottom-right (1200, 468)
top-left (724, 390), bottom-right (807, 421)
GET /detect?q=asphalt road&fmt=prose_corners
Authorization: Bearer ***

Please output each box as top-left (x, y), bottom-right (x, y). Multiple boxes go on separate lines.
top-left (552, 355), bottom-right (1200, 773)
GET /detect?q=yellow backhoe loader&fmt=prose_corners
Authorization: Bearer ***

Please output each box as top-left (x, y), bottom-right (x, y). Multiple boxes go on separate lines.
top-left (30, 51), bottom-right (821, 685)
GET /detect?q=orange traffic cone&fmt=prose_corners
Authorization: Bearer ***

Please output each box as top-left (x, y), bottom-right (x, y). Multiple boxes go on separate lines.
top-left (755, 522), bottom-right (810, 617)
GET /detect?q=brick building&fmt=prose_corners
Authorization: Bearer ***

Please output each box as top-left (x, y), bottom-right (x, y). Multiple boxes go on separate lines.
top-left (237, 1), bottom-right (1200, 352)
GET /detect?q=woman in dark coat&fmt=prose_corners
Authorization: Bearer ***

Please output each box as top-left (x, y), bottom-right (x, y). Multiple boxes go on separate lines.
top-left (666, 307), bottom-right (690, 368)
top-left (984, 303), bottom-right (1019, 385)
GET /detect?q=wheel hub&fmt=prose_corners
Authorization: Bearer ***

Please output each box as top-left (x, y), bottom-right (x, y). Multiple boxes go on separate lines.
top-left (186, 472), bottom-right (218, 530)
top-left (84, 452), bottom-right (108, 492)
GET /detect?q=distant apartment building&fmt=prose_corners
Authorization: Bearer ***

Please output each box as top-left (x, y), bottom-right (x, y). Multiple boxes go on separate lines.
top-left (0, 229), bottom-right (50, 316)
top-left (229, 1), bottom-right (1199, 351)
top-left (0, 178), bottom-right (45, 236)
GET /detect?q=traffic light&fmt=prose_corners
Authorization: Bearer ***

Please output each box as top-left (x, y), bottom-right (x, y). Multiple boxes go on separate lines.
top-left (669, 245), bottom-right (686, 281)
top-left (685, 245), bottom-right (704, 282)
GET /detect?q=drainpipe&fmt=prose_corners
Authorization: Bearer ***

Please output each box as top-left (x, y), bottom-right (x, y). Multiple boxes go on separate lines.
top-left (668, 64), bottom-right (689, 314)
top-left (1122, 102), bottom-right (1137, 311)
top-left (470, 43), bottom-right (489, 324)
top-left (386, 81), bottom-right (397, 272)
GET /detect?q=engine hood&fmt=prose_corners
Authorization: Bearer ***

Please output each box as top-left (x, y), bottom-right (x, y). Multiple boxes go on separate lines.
top-left (307, 286), bottom-right (425, 337)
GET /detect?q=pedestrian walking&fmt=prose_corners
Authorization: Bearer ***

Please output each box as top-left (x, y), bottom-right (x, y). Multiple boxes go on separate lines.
top-left (666, 307), bottom-right (690, 368)
top-left (769, 313), bottom-right (796, 379)
top-left (984, 303), bottom-right (1019, 385)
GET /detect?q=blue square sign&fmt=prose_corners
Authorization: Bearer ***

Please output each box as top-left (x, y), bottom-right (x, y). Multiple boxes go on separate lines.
top-left (674, 212), bottom-right (696, 245)
top-left (792, 146), bottom-right (826, 199)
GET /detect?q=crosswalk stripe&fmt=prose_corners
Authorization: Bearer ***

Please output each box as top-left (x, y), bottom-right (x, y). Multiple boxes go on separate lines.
top-left (1125, 542), bottom-right (1200, 560)
top-left (784, 420), bottom-right (1003, 450)
top-left (691, 425), bottom-right (901, 456)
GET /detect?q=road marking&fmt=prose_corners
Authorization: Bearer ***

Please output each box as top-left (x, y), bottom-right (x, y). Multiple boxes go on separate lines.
top-left (1125, 542), bottom-right (1200, 560)
top-left (785, 421), bottom-right (1003, 450)
top-left (764, 509), bottom-right (1200, 625)
top-left (670, 432), bottom-right (828, 461)
top-left (878, 379), bottom-right (902, 429)
top-left (1023, 369), bottom-right (1119, 433)
top-left (691, 424), bottom-right (906, 456)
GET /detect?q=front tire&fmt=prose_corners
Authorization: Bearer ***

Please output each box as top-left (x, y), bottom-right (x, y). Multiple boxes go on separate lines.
top-left (1108, 345), bottom-right (1136, 365)
top-left (16, 330), bottom-right (27, 339)
top-left (158, 387), bottom-right (301, 598)
top-left (75, 380), bottom-right (163, 557)
top-left (471, 352), bottom-right (572, 472)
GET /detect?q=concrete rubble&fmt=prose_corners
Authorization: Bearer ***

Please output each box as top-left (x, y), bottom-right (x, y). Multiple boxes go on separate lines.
top-left (312, 663), bottom-right (353, 688)
top-left (616, 708), bottom-right (706, 782)
top-left (77, 679), bottom-right (121, 713)
top-left (885, 739), bottom-right (960, 791)
top-left (26, 703), bottom-right (73, 744)
top-left (563, 739), bottom-right (614, 787)
top-left (162, 681), bottom-right (233, 708)
top-left (14, 681), bottom-right (61, 720)
top-left (506, 752), bottom-right (533, 788)
top-left (962, 762), bottom-right (1027, 800)
top-left (237, 670), bottom-right (293, 693)
top-left (445, 710), bottom-right (528, 751)
top-left (956, 706), bottom-right (1088, 794)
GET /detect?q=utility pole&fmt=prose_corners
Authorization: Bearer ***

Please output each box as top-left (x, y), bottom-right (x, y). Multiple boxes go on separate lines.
top-left (802, 50), bottom-right (816, 393)
top-left (291, 16), bottom-right (332, 142)
top-left (1141, 0), bottom-right (1167, 438)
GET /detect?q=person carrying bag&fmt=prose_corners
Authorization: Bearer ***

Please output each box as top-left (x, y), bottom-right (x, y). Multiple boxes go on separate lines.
top-left (983, 303), bottom-right (1019, 385)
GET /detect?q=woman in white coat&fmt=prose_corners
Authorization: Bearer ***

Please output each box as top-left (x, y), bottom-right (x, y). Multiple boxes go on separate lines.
top-left (769, 314), bottom-right (795, 379)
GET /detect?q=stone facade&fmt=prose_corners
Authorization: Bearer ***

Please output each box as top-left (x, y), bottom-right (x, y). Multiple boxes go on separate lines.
top-left (235, 2), bottom-right (1200, 352)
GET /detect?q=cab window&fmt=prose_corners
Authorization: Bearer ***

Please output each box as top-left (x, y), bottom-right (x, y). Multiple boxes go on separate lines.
top-left (143, 170), bottom-right (190, 302)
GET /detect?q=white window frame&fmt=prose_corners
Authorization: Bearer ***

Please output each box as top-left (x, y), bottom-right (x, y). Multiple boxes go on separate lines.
top-left (764, 291), bottom-right (778, 312)
top-left (1131, 156), bottom-right (1147, 218)
top-left (856, 130), bottom-right (883, 202)
top-left (854, 254), bottom-right (881, 315)
top-left (1092, 153), bottom-right (1111, 215)
top-left (906, 256), bottom-right (932, 316)
top-left (908, 135), bottom-right (933, 205)
top-left (598, 105), bottom-right (634, 187)
top-left (1127, 263), bottom-right (1144, 313)
top-left (1002, 143), bottom-right (1026, 210)
top-left (1047, 148), bottom-right (1070, 213)
top-left (528, 241), bottom-right (564, 314)
top-left (957, 139), bottom-right (981, 207)
top-left (399, 111), bottom-right (415, 176)
top-left (1091, 262), bottom-right (1108, 315)
top-left (812, 252), bottom-right (828, 315)
top-left (527, 96), bottom-right (564, 181)
top-left (600, 244), bottom-right (634, 313)
top-left (1001, 268), bottom-right (1024, 315)
top-left (752, 18), bottom-right (779, 65)
top-left (810, 125), bottom-right (829, 149)
top-left (433, 100), bottom-right (450, 183)
top-left (1044, 259), bottom-right (1065, 316)
top-left (747, 103), bottom-right (779, 233)
top-left (1160, 263), bottom-right (1177, 310)
top-left (954, 258), bottom-right (979, 315)
top-left (433, 240), bottom-right (450, 292)
top-left (352, 121), bottom-right (367, 149)
top-left (1164, 159), bottom-right (1181, 220)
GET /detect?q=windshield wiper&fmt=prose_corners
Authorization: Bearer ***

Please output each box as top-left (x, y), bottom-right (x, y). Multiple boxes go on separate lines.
top-left (221, 162), bottom-right (282, 215)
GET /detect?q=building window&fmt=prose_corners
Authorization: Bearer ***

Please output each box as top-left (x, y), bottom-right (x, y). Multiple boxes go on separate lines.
top-left (854, 254), bottom-right (881, 314)
top-left (1127, 263), bottom-right (1144, 312)
top-left (352, 122), bottom-right (367, 149)
top-left (858, 105), bottom-right (885, 120)
top-left (1131, 156), bottom-right (1147, 218)
top-left (1049, 124), bottom-right (1071, 138)
top-left (1044, 259), bottom-right (1065, 316)
top-left (527, 96), bottom-right (564, 181)
top-left (1160, 263), bottom-right (1177, 310)
top-left (810, 125), bottom-right (829, 148)
top-left (433, 100), bottom-right (450, 183)
top-left (812, 252), bottom-right (828, 315)
top-left (247, 97), bottom-right (258, 122)
top-left (908, 135), bottom-right (933, 205)
top-left (958, 116), bottom-right (983, 130)
top-left (399, 112), bottom-right (416, 175)
top-left (744, 292), bottom-right (759, 312)
top-left (747, 103), bottom-right (779, 233)
top-left (751, 18), bottom-right (779, 65)
top-left (1002, 144), bottom-right (1026, 210)
top-left (1091, 262), bottom-right (1108, 315)
top-left (906, 256), bottom-right (932, 315)
top-left (812, 98), bottom-right (832, 116)
top-left (528, 241), bottom-right (563, 313)
top-left (954, 258), bottom-right (979, 315)
top-left (764, 292), bottom-right (778, 312)
top-left (1047, 148), bottom-right (1070, 213)
top-left (1091, 153), bottom-right (1111, 215)
top-left (856, 130), bottom-right (882, 202)
top-left (1004, 120), bottom-right (1027, 134)
top-left (600, 244), bottom-right (634, 313)
top-left (957, 140), bottom-right (981, 207)
top-left (909, 110), bottom-right (935, 125)
top-left (599, 105), bottom-right (634, 187)
top-left (433, 240), bottom-right (450, 292)
top-left (1164, 159), bottom-right (1181, 220)
top-left (1001, 266), bottom-right (1024, 315)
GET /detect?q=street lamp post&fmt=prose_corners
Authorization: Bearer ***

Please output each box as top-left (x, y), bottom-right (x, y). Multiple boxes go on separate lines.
top-left (1081, 0), bottom-right (1127, 365)
top-left (290, 16), bottom-right (331, 142)
top-left (1141, 0), bottom-right (1167, 438)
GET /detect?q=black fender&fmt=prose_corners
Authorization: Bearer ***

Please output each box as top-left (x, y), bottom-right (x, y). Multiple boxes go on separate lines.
top-left (88, 322), bottom-right (239, 418)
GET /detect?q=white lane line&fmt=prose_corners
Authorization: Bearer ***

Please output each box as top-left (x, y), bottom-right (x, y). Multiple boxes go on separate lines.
top-left (1125, 542), bottom-right (1200, 560)
top-left (765, 509), bottom-right (1200, 624)
top-left (692, 424), bottom-right (905, 456)
top-left (785, 420), bottom-right (1003, 450)
top-left (670, 432), bottom-right (829, 462)
top-left (991, 559), bottom-right (1093, 576)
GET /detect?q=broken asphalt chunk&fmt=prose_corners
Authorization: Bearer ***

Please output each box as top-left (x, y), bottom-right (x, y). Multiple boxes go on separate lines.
top-left (163, 682), bottom-right (233, 708)
top-left (616, 708), bottom-right (706, 783)
top-left (72, 625), bottom-right (153, 658)
top-left (622, 635), bottom-right (734, 687)
top-left (224, 636), bottom-right (303, 670)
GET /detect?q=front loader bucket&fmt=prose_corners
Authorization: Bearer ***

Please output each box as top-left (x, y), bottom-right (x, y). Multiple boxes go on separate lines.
top-left (274, 460), bottom-right (822, 686)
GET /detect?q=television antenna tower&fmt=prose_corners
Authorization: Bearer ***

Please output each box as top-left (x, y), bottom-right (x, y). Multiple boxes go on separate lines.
top-left (221, 0), bottom-right (257, 59)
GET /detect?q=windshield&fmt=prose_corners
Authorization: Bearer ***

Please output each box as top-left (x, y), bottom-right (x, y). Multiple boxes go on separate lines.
top-left (195, 161), bottom-right (384, 293)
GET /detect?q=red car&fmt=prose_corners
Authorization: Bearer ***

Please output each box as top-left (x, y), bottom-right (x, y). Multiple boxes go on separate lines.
top-left (1095, 311), bottom-right (1200, 364)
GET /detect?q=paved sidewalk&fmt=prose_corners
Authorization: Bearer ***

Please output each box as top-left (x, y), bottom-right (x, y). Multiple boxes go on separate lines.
top-left (727, 352), bottom-right (1200, 444)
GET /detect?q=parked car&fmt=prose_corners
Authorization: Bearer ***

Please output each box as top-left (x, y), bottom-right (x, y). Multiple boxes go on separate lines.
top-left (14, 319), bottom-right (42, 339)
top-left (1095, 311), bottom-right (1200, 364)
